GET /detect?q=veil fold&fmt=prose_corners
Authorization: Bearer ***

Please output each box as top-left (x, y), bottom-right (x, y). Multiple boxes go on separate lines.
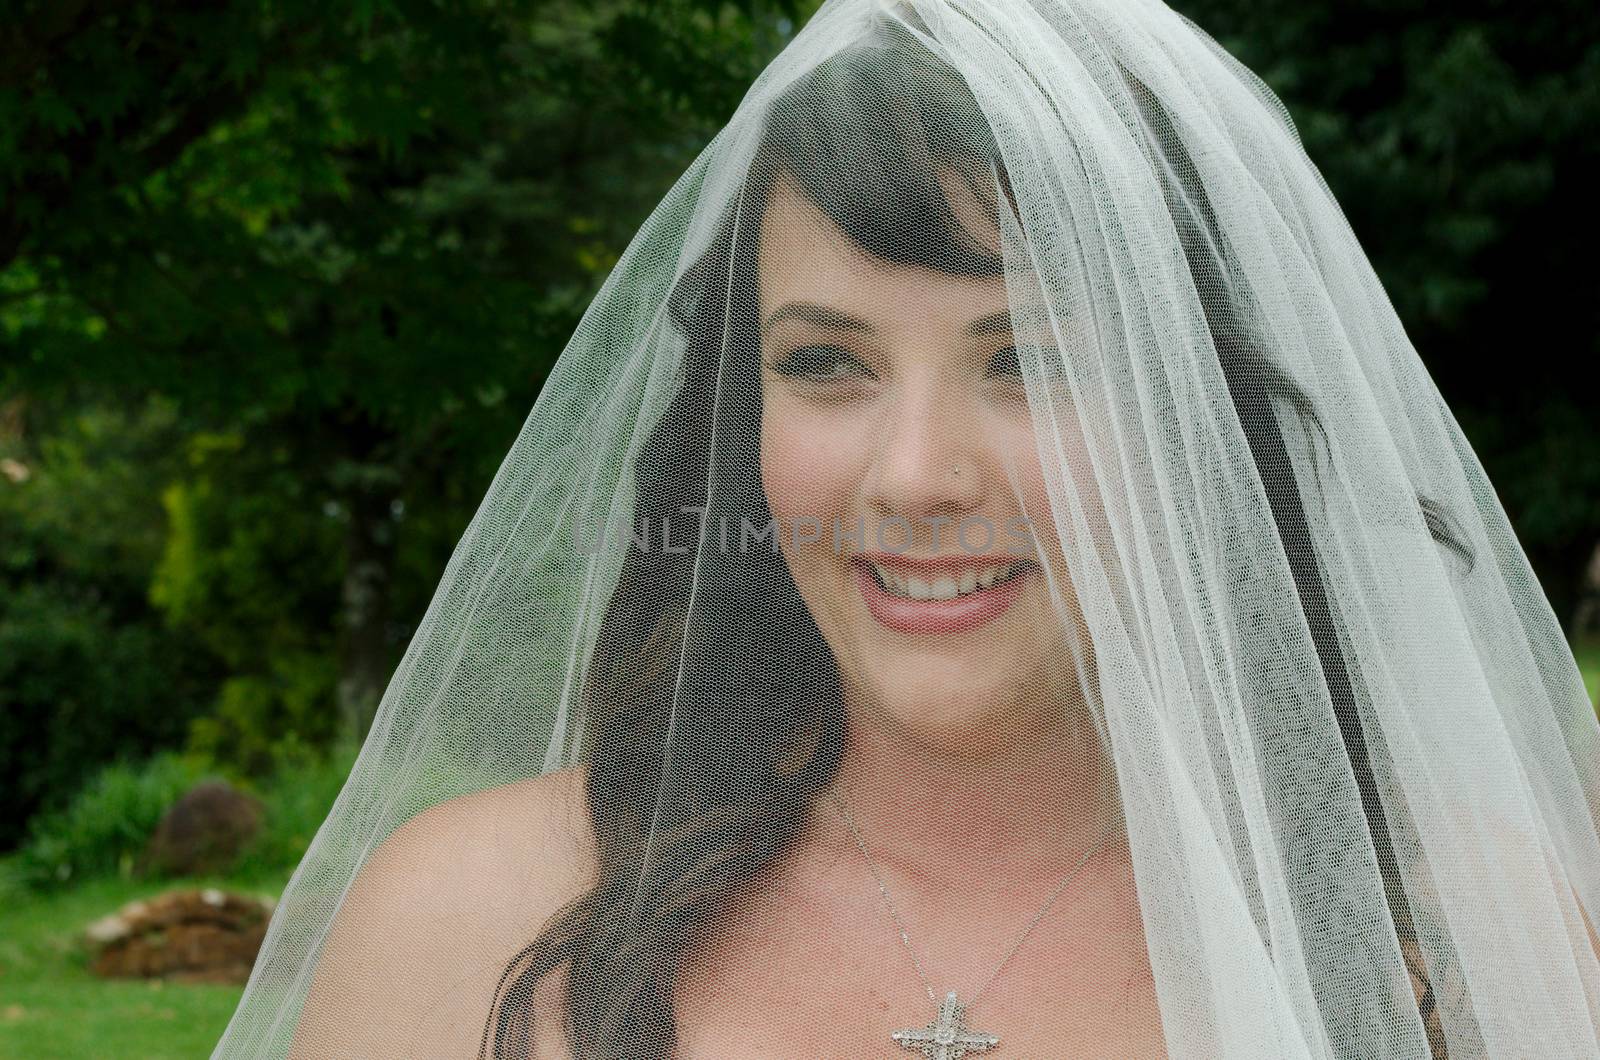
top-left (214, 1), bottom-right (1600, 1057)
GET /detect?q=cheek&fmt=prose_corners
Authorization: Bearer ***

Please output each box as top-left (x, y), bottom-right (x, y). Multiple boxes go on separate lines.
top-left (759, 395), bottom-right (863, 521)
top-left (985, 407), bottom-right (1086, 574)
top-left (985, 413), bottom-right (1055, 530)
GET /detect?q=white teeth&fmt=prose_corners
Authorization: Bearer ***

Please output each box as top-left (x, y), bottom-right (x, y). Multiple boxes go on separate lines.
top-left (869, 561), bottom-right (1023, 600)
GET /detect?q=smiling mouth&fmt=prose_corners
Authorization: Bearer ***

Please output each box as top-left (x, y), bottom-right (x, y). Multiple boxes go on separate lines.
top-left (864, 559), bottom-right (1034, 600)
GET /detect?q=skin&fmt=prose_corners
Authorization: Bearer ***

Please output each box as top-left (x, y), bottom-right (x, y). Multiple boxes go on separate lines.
top-left (757, 167), bottom-right (1092, 757)
top-left (662, 169), bottom-right (1165, 1056)
top-left (289, 166), bottom-right (1600, 1057)
top-left (285, 167), bottom-right (1164, 1058)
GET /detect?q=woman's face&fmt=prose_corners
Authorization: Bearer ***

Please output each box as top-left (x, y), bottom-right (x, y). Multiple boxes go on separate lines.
top-left (757, 170), bottom-right (1090, 752)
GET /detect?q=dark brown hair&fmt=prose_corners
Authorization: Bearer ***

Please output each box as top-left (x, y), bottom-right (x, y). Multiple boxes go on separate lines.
top-left (481, 16), bottom-right (1469, 1059)
top-left (479, 19), bottom-right (1011, 1060)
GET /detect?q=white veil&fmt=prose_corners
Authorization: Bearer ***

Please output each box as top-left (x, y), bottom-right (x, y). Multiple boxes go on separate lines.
top-left (213, 0), bottom-right (1600, 1057)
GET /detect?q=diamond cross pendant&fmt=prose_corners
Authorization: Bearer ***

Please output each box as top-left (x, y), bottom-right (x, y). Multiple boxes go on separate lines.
top-left (891, 990), bottom-right (1000, 1059)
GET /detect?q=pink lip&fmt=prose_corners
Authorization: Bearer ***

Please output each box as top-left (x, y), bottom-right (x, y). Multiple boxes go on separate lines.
top-left (853, 556), bottom-right (1033, 634)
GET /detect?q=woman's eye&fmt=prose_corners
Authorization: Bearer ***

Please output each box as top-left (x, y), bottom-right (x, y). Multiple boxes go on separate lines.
top-left (987, 345), bottom-right (1023, 378)
top-left (770, 345), bottom-right (872, 382)
top-left (986, 345), bottom-right (1065, 381)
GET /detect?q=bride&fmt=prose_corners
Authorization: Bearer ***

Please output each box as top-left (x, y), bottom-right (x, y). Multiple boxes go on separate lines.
top-left (216, 2), bottom-right (1600, 1058)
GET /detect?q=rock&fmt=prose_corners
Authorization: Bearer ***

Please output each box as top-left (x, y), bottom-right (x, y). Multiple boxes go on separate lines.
top-left (141, 779), bottom-right (264, 877)
top-left (86, 888), bottom-right (277, 984)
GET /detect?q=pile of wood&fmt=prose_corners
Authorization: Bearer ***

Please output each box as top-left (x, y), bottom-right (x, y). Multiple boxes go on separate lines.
top-left (85, 888), bottom-right (276, 984)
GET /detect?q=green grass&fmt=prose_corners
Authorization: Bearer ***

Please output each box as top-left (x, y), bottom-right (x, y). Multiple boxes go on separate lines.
top-left (0, 743), bottom-right (356, 1059)
top-left (0, 872), bottom-right (286, 1060)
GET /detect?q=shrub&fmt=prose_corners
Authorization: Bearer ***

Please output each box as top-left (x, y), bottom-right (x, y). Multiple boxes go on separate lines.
top-left (0, 586), bottom-right (215, 850)
top-left (229, 738), bottom-right (358, 881)
top-left (7, 739), bottom-right (359, 896)
top-left (9, 750), bottom-right (215, 889)
top-left (0, 399), bottom-right (217, 850)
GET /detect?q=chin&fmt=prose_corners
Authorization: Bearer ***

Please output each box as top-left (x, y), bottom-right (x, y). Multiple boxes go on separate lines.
top-left (856, 658), bottom-right (1037, 746)
top-left (792, 561), bottom-right (1064, 740)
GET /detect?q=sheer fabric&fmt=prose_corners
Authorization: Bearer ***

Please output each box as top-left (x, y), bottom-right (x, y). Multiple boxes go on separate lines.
top-left (213, 0), bottom-right (1600, 1057)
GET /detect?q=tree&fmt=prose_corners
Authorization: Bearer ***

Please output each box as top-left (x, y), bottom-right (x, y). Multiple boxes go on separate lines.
top-left (0, 0), bottom-right (800, 796)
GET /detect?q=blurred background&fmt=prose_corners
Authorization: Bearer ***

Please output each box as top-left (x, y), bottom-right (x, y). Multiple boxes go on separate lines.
top-left (1, 0), bottom-right (1596, 1056)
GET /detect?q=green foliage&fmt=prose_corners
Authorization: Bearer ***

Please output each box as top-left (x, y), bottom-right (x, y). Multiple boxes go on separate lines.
top-left (0, 397), bottom-right (217, 848)
top-left (4, 741), bottom-right (357, 896)
top-left (1, 0), bottom-right (798, 827)
top-left (1577, 635), bottom-right (1600, 708)
top-left (0, 590), bottom-right (209, 850)
top-left (1, 0), bottom-right (1591, 899)
top-left (228, 739), bottom-right (359, 881)
top-left (6, 751), bottom-right (215, 891)
top-left (0, 397), bottom-right (182, 588)
top-left (185, 662), bottom-right (342, 777)
top-left (146, 430), bottom-right (346, 770)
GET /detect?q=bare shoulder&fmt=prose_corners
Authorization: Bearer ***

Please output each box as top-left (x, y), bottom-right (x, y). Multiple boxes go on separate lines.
top-left (372, 762), bottom-right (595, 894)
top-left (288, 764), bottom-right (596, 1059)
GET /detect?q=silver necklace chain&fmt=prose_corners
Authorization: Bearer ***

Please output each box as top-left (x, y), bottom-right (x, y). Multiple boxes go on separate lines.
top-left (825, 786), bottom-right (1111, 1011)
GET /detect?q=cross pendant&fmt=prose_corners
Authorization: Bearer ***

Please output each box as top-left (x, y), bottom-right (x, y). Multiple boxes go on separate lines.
top-left (891, 990), bottom-right (1000, 1059)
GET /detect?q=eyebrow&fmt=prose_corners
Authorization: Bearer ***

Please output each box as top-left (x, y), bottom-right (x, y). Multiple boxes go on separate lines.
top-left (973, 304), bottom-right (1057, 334)
top-left (761, 302), bottom-right (873, 337)
top-left (967, 309), bottom-right (1017, 336)
top-left (761, 302), bottom-right (1056, 338)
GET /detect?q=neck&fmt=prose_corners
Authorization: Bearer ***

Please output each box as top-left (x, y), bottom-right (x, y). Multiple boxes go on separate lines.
top-left (813, 687), bottom-right (1122, 888)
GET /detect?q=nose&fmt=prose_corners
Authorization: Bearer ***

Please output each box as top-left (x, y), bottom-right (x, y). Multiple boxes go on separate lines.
top-left (863, 374), bottom-right (985, 544)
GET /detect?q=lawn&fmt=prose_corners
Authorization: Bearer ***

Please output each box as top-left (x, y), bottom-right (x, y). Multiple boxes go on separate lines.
top-left (0, 873), bottom-right (285, 1060)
